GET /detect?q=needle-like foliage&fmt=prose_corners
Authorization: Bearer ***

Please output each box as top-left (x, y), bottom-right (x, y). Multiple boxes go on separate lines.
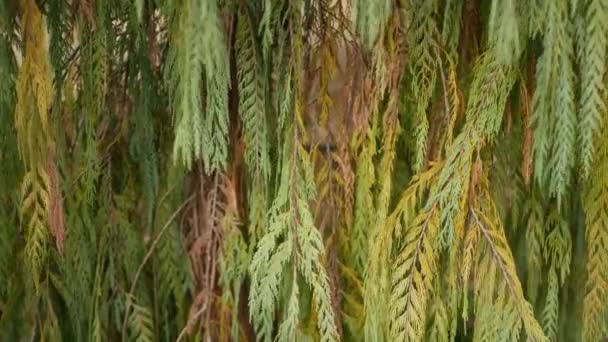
top-left (0, 0), bottom-right (606, 341)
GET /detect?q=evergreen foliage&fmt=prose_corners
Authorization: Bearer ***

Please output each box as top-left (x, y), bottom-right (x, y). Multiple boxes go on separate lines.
top-left (2, 0), bottom-right (608, 341)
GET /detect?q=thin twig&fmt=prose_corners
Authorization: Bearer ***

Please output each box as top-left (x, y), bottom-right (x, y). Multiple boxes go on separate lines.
top-left (121, 194), bottom-right (195, 340)
top-left (175, 303), bottom-right (208, 342)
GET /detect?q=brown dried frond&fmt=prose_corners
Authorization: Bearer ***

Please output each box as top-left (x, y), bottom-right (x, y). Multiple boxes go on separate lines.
top-left (521, 55), bottom-right (535, 187)
top-left (183, 171), bottom-right (222, 338)
top-left (182, 167), bottom-right (244, 340)
top-left (46, 157), bottom-right (65, 254)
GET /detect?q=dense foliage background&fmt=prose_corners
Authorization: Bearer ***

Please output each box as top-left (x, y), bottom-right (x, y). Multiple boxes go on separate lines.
top-left (1, 0), bottom-right (607, 341)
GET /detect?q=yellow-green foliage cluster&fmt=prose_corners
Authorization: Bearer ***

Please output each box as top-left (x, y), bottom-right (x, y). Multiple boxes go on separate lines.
top-left (2, 0), bottom-right (608, 341)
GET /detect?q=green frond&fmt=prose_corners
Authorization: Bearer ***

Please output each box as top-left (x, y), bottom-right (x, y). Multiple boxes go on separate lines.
top-left (14, 0), bottom-right (54, 171)
top-left (460, 212), bottom-right (479, 325)
top-left (389, 208), bottom-right (439, 341)
top-left (219, 209), bottom-right (249, 341)
top-left (430, 52), bottom-right (516, 245)
top-left (167, 0), bottom-right (229, 171)
top-left (541, 268), bottom-right (559, 340)
top-left (488, 0), bottom-right (522, 65)
top-left (250, 90), bottom-right (337, 340)
top-left (374, 110), bottom-right (399, 241)
top-left (531, 0), bottom-right (576, 200)
top-left (578, 0), bottom-right (608, 178)
top-left (363, 161), bottom-right (440, 342)
top-left (426, 277), bottom-right (452, 342)
top-left (157, 208), bottom-right (192, 303)
top-left (528, 0), bottom-right (547, 37)
top-left (20, 168), bottom-right (51, 292)
top-left (583, 133), bottom-right (608, 341)
top-left (544, 210), bottom-right (572, 284)
top-left (536, 208), bottom-right (571, 340)
top-left (236, 7), bottom-right (270, 181)
top-left (351, 124), bottom-right (377, 275)
top-left (236, 6), bottom-right (272, 251)
top-left (277, 271), bottom-right (300, 341)
top-left (408, 0), bottom-right (438, 171)
top-left (548, 27), bottom-right (576, 203)
top-left (0, 0), bottom-right (606, 340)
top-left (129, 58), bottom-right (159, 229)
top-left (127, 295), bottom-right (155, 342)
top-left (351, 0), bottom-right (392, 49)
top-left (469, 192), bottom-right (547, 342)
top-left (524, 196), bottom-right (545, 306)
top-left (259, 0), bottom-right (285, 58)
top-left (441, 0), bottom-right (464, 57)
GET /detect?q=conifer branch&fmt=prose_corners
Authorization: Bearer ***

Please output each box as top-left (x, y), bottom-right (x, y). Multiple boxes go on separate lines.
top-left (583, 133), bottom-right (608, 341)
top-left (121, 194), bottom-right (195, 339)
top-left (470, 207), bottom-right (547, 341)
top-left (578, 0), bottom-right (608, 178)
top-left (0, 0), bottom-right (604, 340)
